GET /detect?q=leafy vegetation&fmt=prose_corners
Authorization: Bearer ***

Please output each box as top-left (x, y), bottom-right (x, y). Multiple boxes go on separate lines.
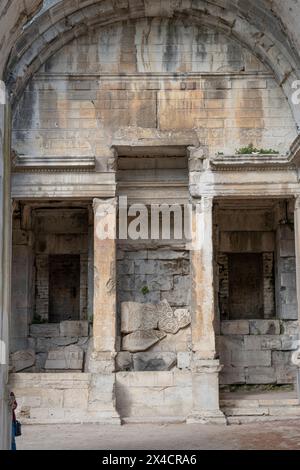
top-left (235, 143), bottom-right (279, 155)
top-left (141, 286), bottom-right (150, 295)
top-left (32, 314), bottom-right (47, 325)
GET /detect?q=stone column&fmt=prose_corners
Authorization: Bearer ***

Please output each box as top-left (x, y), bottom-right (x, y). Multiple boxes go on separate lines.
top-left (0, 81), bottom-right (12, 449)
top-left (87, 198), bottom-right (120, 424)
top-left (187, 197), bottom-right (226, 424)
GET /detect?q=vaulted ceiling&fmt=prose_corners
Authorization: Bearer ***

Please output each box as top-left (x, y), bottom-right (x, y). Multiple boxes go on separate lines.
top-left (1, 0), bottom-right (300, 122)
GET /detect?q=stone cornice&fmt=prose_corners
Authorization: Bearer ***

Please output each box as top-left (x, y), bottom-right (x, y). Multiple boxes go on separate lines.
top-left (12, 155), bottom-right (96, 172)
top-left (288, 135), bottom-right (300, 165)
top-left (210, 135), bottom-right (300, 172)
top-left (210, 154), bottom-right (296, 172)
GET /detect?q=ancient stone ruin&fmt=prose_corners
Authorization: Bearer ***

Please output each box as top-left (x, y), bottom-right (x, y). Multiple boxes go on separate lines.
top-left (1, 0), bottom-right (300, 449)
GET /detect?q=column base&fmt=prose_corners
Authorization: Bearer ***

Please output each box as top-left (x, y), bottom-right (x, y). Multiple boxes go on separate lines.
top-left (87, 351), bottom-right (116, 374)
top-left (186, 409), bottom-right (227, 425)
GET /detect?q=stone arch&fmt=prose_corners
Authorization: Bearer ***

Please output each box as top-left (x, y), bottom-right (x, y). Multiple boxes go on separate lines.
top-left (3, 0), bottom-right (300, 128)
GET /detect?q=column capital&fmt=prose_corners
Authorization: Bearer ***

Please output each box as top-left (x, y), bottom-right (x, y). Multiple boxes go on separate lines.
top-left (192, 196), bottom-right (213, 212)
top-left (93, 197), bottom-right (117, 215)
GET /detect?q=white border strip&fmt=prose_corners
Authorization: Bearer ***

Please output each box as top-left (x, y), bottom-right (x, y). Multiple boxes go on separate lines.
top-left (0, 81), bottom-right (6, 105)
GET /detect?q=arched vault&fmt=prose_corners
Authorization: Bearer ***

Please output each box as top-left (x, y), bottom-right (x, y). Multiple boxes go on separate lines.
top-left (1, 0), bottom-right (300, 127)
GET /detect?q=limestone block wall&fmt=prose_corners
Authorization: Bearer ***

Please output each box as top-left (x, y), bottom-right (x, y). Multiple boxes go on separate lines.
top-left (11, 217), bottom-right (34, 352)
top-left (117, 249), bottom-right (190, 306)
top-left (11, 207), bottom-right (90, 354)
top-left (217, 319), bottom-right (299, 385)
top-left (12, 19), bottom-right (297, 162)
top-left (116, 249), bottom-right (191, 372)
top-left (9, 370), bottom-right (193, 423)
top-left (117, 299), bottom-right (192, 372)
top-left (276, 225), bottom-right (298, 320)
top-left (10, 321), bottom-right (91, 373)
top-left (216, 207), bottom-right (298, 386)
top-left (9, 372), bottom-right (118, 424)
top-left (116, 371), bottom-right (193, 419)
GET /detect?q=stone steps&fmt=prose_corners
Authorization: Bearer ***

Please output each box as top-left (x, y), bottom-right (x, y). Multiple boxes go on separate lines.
top-left (221, 396), bottom-right (300, 423)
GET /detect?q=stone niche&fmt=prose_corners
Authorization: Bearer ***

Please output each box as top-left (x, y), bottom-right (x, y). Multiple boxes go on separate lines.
top-left (10, 321), bottom-right (91, 373)
top-left (217, 319), bottom-right (299, 385)
top-left (117, 300), bottom-right (192, 371)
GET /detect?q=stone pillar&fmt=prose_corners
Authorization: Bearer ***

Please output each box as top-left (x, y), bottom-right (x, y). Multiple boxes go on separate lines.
top-left (87, 198), bottom-right (120, 424)
top-left (187, 197), bottom-right (226, 424)
top-left (87, 205), bottom-right (94, 323)
top-left (0, 81), bottom-right (12, 449)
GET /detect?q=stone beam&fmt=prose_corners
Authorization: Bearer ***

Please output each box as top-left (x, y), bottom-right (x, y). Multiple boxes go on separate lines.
top-left (0, 81), bottom-right (12, 450)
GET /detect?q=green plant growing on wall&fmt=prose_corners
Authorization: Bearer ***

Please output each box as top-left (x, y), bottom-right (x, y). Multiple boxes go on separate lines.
top-left (235, 143), bottom-right (279, 155)
top-left (141, 286), bottom-right (150, 295)
top-left (32, 314), bottom-right (47, 325)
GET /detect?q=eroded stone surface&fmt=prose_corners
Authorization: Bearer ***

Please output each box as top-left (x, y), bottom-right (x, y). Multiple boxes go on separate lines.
top-left (121, 302), bottom-right (158, 333)
top-left (132, 352), bottom-right (177, 371)
top-left (11, 350), bottom-right (35, 372)
top-left (158, 300), bottom-right (191, 334)
top-left (45, 345), bottom-right (84, 370)
top-left (60, 321), bottom-right (89, 337)
top-left (122, 330), bottom-right (166, 352)
top-left (30, 324), bottom-right (60, 338)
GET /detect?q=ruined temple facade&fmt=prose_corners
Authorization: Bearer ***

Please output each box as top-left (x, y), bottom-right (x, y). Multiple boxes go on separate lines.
top-left (2, 1), bottom-right (300, 445)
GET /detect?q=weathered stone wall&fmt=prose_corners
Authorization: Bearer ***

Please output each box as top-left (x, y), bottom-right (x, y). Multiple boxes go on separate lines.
top-left (276, 225), bottom-right (298, 320)
top-left (11, 208), bottom-right (91, 359)
top-left (216, 204), bottom-right (298, 385)
top-left (116, 248), bottom-right (191, 372)
top-left (116, 371), bottom-right (192, 419)
top-left (12, 19), bottom-right (297, 161)
top-left (10, 321), bottom-right (91, 373)
top-left (217, 319), bottom-right (299, 385)
top-left (9, 370), bottom-right (193, 423)
top-left (9, 371), bottom-right (119, 424)
top-left (11, 214), bottom-right (34, 352)
top-left (118, 249), bottom-right (190, 306)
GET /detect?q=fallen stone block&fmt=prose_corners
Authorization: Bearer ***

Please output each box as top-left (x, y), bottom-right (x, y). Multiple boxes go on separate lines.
top-left (133, 352), bottom-right (177, 371)
top-left (11, 350), bottom-right (35, 372)
top-left (122, 330), bottom-right (166, 352)
top-left (45, 345), bottom-right (84, 370)
top-left (121, 302), bottom-right (158, 333)
top-left (148, 327), bottom-right (192, 353)
top-left (158, 300), bottom-right (191, 334)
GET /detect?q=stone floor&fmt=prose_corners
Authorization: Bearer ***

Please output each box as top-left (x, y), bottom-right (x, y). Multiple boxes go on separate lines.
top-left (17, 421), bottom-right (300, 450)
